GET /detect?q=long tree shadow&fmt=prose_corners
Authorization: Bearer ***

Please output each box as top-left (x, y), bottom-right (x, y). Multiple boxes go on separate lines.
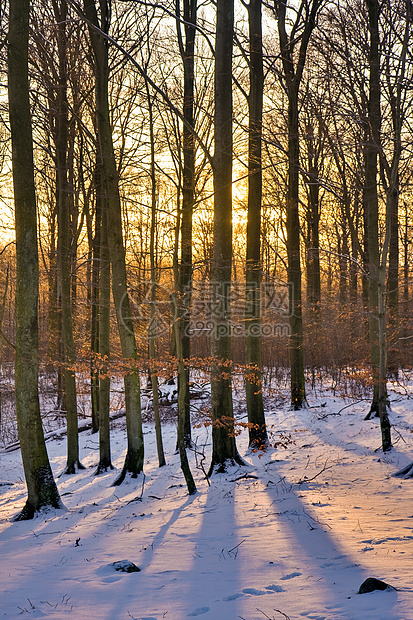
top-left (0, 461), bottom-right (201, 620)
top-left (258, 460), bottom-right (400, 619)
top-left (183, 473), bottom-right (243, 618)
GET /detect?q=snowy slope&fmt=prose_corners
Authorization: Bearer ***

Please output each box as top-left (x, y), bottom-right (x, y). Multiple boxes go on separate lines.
top-left (1, 387), bottom-right (413, 619)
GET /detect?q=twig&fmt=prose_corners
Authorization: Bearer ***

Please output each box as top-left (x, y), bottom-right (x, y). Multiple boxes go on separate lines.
top-left (191, 435), bottom-right (211, 486)
top-left (231, 473), bottom-right (259, 482)
top-left (296, 460), bottom-right (333, 484)
top-left (127, 474), bottom-right (146, 503)
top-left (318, 399), bottom-right (367, 419)
top-left (227, 539), bottom-right (246, 555)
top-left (392, 426), bottom-right (407, 444)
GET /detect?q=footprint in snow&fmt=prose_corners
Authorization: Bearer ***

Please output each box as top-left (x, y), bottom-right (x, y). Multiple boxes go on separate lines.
top-left (188, 607), bottom-right (210, 616)
top-left (224, 585), bottom-right (284, 601)
top-left (280, 571), bottom-right (302, 580)
top-left (223, 593), bottom-right (245, 601)
top-left (266, 584), bottom-right (285, 592)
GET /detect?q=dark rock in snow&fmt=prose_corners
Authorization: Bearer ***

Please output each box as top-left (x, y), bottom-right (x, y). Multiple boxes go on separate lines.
top-left (358, 577), bottom-right (393, 594)
top-left (112, 560), bottom-right (140, 573)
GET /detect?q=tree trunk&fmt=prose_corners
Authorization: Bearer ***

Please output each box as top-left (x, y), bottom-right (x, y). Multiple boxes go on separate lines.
top-left (90, 163), bottom-right (102, 434)
top-left (364, 0), bottom-right (381, 418)
top-left (305, 123), bottom-right (321, 312)
top-left (8, 0), bottom-right (61, 519)
top-left (0, 265), bottom-right (9, 436)
top-left (95, 192), bottom-right (113, 474)
top-left (387, 183), bottom-right (399, 379)
top-left (245, 0), bottom-right (267, 448)
top-left (84, 0), bottom-right (144, 483)
top-left (176, 0), bottom-right (197, 448)
top-left (287, 94), bottom-right (305, 410)
top-left (209, 0), bottom-right (243, 474)
top-left (171, 276), bottom-right (196, 494)
top-left (276, 0), bottom-right (321, 409)
top-left (54, 0), bottom-right (83, 474)
top-left (147, 77), bottom-right (166, 468)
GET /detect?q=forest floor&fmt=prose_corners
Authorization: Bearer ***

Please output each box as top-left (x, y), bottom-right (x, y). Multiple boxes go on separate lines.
top-left (1, 375), bottom-right (413, 619)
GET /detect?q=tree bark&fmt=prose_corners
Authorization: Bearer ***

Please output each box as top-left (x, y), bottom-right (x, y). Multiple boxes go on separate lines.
top-left (245, 0), bottom-right (267, 448)
top-left (54, 0), bottom-right (84, 474)
top-left (146, 74), bottom-right (166, 468)
top-left (304, 122), bottom-right (321, 312)
top-left (275, 0), bottom-right (321, 408)
top-left (364, 0), bottom-right (391, 450)
top-left (8, 0), bottom-right (62, 519)
top-left (0, 265), bottom-right (9, 438)
top-left (84, 0), bottom-right (144, 483)
top-left (387, 183), bottom-right (399, 379)
top-left (209, 0), bottom-right (243, 474)
top-left (176, 0), bottom-right (197, 448)
top-left (364, 0), bottom-right (381, 417)
top-left (95, 191), bottom-right (113, 474)
top-left (90, 163), bottom-right (102, 434)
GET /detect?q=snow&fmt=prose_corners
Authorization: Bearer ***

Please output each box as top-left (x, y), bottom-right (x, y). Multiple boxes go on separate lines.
top-left (1, 383), bottom-right (413, 619)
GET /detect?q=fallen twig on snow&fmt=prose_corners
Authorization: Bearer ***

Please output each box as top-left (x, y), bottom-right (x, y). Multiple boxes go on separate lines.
top-left (296, 460), bottom-right (333, 484)
top-left (231, 473), bottom-right (259, 482)
top-left (317, 399), bottom-right (367, 420)
top-left (127, 474), bottom-right (146, 503)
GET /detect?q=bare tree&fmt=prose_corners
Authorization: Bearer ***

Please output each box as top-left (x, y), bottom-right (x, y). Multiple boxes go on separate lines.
top-left (209, 0), bottom-right (244, 473)
top-left (53, 0), bottom-right (84, 474)
top-left (273, 0), bottom-right (323, 409)
top-left (245, 0), bottom-right (267, 447)
top-left (8, 0), bottom-right (62, 519)
top-left (84, 0), bottom-right (144, 483)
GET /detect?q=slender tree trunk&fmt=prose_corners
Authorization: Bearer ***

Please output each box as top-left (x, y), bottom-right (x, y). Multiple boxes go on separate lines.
top-left (176, 0), bottom-right (197, 448)
top-left (95, 194), bottom-right (113, 473)
top-left (0, 265), bottom-right (9, 434)
top-left (276, 0), bottom-right (320, 409)
top-left (245, 0), bottom-right (267, 448)
top-left (377, 204), bottom-right (392, 451)
top-left (362, 191), bottom-right (370, 341)
top-left (47, 209), bottom-right (65, 410)
top-left (304, 120), bottom-right (321, 370)
top-left (305, 123), bottom-right (321, 312)
top-left (364, 0), bottom-right (381, 418)
top-left (46, 208), bottom-right (58, 370)
top-left (387, 183), bottom-right (399, 379)
top-left (338, 224), bottom-right (349, 305)
top-left (54, 0), bottom-right (83, 474)
top-left (286, 91), bottom-right (305, 409)
top-left (349, 202), bottom-right (359, 305)
top-left (402, 207), bottom-right (409, 353)
top-left (84, 0), bottom-right (144, 483)
top-left (90, 163), bottom-right (101, 434)
top-left (147, 79), bottom-right (166, 468)
top-left (171, 266), bottom-right (196, 494)
top-left (172, 185), bottom-right (196, 492)
top-left (8, 0), bottom-right (61, 519)
top-left (363, 0), bottom-right (391, 452)
top-left (209, 0), bottom-right (243, 474)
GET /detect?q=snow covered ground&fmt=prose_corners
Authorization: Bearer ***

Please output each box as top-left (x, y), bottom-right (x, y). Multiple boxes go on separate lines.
top-left (1, 381), bottom-right (413, 620)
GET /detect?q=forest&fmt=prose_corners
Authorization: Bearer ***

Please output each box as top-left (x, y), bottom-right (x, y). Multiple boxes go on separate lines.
top-left (3, 1), bottom-right (413, 617)
top-left (1, 0), bottom-right (413, 528)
